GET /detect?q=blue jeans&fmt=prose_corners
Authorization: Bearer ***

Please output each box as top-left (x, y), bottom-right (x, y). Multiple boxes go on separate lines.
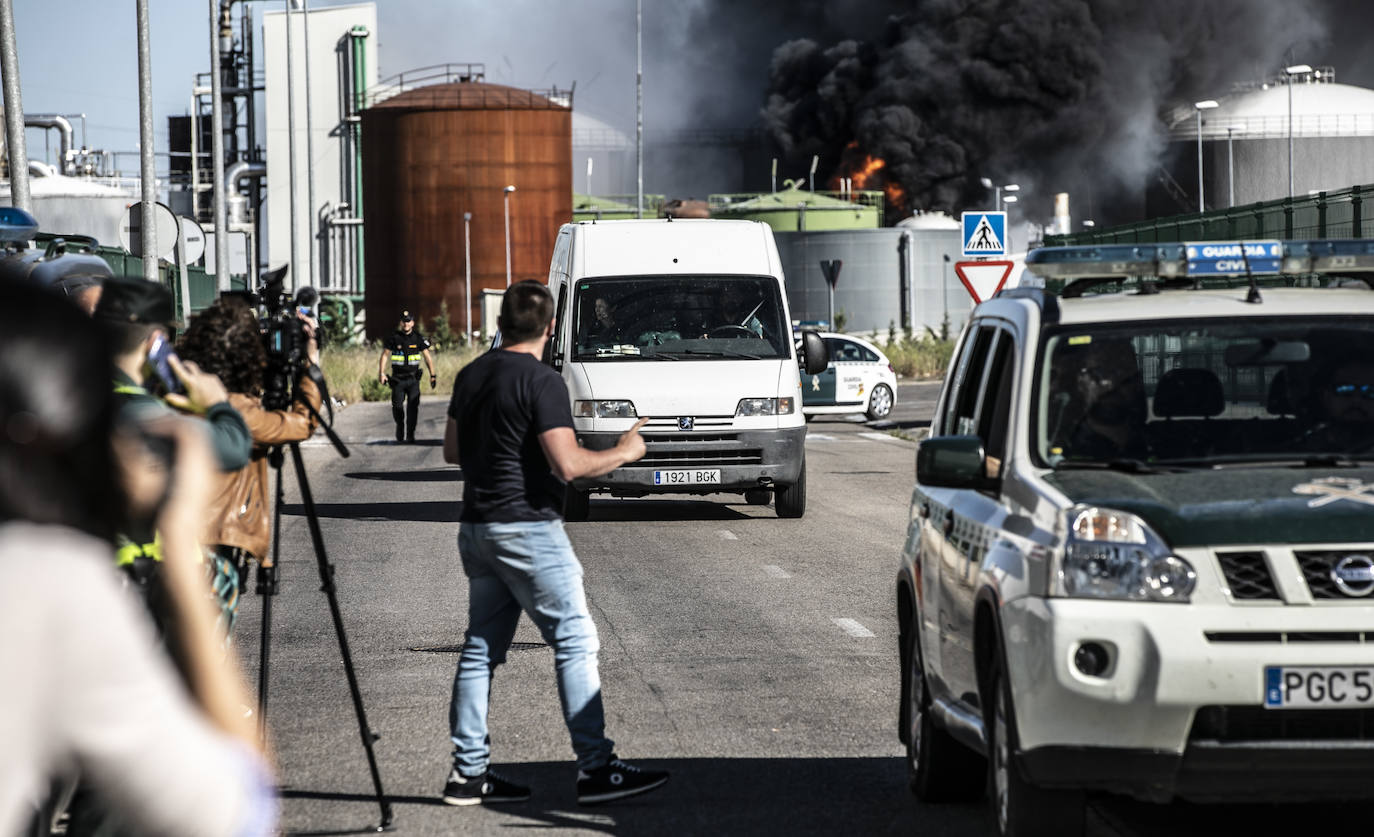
top-left (449, 519), bottom-right (614, 777)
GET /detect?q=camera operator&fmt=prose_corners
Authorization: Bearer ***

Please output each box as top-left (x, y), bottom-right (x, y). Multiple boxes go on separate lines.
top-left (0, 280), bottom-right (276, 837)
top-left (177, 297), bottom-right (324, 624)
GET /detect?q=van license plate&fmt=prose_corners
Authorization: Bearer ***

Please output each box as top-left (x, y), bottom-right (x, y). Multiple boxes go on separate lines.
top-left (654, 469), bottom-right (721, 486)
top-left (1264, 666), bottom-right (1374, 708)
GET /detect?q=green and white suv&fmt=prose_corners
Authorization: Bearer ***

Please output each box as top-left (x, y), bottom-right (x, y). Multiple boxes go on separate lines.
top-left (896, 240), bottom-right (1374, 836)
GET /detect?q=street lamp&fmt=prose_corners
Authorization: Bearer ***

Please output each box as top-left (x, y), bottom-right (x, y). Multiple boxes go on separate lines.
top-left (1226, 126), bottom-right (1245, 208)
top-left (980, 178), bottom-right (1020, 212)
top-left (1002, 194), bottom-right (1018, 251)
top-left (1194, 100), bottom-right (1219, 213)
top-left (463, 211), bottom-right (472, 344)
top-left (503, 185), bottom-right (516, 288)
top-left (1285, 64), bottom-right (1312, 199)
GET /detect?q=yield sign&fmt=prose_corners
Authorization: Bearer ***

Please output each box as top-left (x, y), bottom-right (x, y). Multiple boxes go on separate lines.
top-left (953, 260), bottom-right (1014, 303)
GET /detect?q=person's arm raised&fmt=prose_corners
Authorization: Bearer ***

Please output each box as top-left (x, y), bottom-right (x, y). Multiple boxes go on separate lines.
top-left (540, 417), bottom-right (648, 482)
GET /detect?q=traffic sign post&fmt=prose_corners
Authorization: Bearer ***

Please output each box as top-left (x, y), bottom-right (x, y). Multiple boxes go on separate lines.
top-left (962, 211), bottom-right (1007, 257)
top-left (819, 259), bottom-right (842, 329)
top-left (954, 260), bottom-right (1015, 304)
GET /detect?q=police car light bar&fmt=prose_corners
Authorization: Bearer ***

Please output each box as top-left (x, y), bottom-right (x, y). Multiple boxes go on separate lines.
top-left (0, 207), bottom-right (39, 244)
top-left (1026, 239), bottom-right (1374, 280)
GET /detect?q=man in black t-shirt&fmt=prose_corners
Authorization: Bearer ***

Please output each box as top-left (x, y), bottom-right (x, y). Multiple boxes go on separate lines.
top-left (440, 281), bottom-right (669, 808)
top-left (378, 310), bottom-right (436, 443)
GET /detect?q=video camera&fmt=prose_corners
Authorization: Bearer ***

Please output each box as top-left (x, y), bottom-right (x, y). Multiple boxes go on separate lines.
top-left (226, 264), bottom-right (320, 411)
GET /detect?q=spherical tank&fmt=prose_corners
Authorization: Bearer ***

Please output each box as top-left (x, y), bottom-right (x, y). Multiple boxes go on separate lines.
top-left (361, 81), bottom-right (571, 341)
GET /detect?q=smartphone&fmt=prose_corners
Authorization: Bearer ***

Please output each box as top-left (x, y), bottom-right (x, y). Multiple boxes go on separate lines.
top-left (146, 333), bottom-right (184, 395)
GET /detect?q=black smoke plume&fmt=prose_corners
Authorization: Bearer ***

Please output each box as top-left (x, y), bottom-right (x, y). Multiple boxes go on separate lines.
top-left (760, 0), bottom-right (1334, 221)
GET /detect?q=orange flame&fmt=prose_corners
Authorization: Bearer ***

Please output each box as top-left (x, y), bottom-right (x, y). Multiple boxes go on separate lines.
top-left (849, 154), bottom-right (886, 190)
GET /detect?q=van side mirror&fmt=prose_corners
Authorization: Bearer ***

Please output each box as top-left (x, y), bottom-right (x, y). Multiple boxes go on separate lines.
top-left (799, 330), bottom-right (828, 375)
top-left (916, 435), bottom-right (991, 489)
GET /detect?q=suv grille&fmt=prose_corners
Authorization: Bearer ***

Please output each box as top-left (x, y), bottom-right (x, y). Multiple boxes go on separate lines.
top-left (1216, 552), bottom-right (1279, 600)
top-left (1296, 551), bottom-right (1374, 599)
top-left (1190, 705), bottom-right (1374, 743)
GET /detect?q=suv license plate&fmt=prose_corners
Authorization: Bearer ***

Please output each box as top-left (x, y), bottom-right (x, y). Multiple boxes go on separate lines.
top-left (1264, 666), bottom-right (1374, 708)
top-left (654, 469), bottom-right (721, 486)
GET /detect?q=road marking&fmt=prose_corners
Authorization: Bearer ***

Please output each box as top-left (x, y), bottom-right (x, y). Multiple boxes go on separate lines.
top-left (806, 434), bottom-right (836, 441)
top-left (762, 564), bottom-right (791, 578)
top-left (858, 431), bottom-right (903, 443)
top-left (832, 618), bottom-right (875, 638)
top-left (718, 530), bottom-right (738, 540)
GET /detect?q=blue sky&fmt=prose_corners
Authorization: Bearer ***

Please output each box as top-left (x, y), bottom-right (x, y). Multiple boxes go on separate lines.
top-left (8, 0), bottom-right (663, 166)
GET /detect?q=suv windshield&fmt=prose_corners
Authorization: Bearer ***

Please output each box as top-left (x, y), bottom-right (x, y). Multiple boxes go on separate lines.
top-left (571, 276), bottom-right (791, 361)
top-left (1033, 316), bottom-right (1374, 466)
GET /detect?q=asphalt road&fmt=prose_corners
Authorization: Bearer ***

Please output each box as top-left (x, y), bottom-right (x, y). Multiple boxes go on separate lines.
top-left (235, 380), bottom-right (1367, 836)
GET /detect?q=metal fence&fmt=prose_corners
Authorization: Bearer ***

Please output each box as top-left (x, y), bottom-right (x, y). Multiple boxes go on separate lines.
top-left (1046, 183), bottom-right (1371, 246)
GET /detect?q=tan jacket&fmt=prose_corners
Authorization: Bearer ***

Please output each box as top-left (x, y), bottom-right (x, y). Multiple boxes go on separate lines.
top-left (204, 378), bottom-right (322, 563)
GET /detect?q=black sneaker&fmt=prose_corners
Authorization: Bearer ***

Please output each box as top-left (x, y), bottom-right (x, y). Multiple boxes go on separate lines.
top-left (576, 756), bottom-right (669, 805)
top-left (395, 428), bottom-right (405, 443)
top-left (442, 768), bottom-right (531, 806)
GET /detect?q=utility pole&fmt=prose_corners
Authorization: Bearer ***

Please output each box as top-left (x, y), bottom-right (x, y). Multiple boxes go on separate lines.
top-left (209, 0), bottom-right (229, 289)
top-left (463, 211), bottom-right (472, 344)
top-left (301, 0), bottom-right (316, 288)
top-left (0, 0), bottom-right (30, 211)
top-left (136, 0), bottom-right (158, 282)
top-left (635, 0), bottom-right (643, 219)
top-left (284, 0), bottom-right (300, 291)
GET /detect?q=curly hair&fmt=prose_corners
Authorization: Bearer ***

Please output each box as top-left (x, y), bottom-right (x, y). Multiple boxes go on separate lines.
top-left (177, 298), bottom-right (267, 396)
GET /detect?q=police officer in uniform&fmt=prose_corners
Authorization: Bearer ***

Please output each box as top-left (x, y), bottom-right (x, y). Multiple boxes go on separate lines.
top-left (379, 309), bottom-right (437, 442)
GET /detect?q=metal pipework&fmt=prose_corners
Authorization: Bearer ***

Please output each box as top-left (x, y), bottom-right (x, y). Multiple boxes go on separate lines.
top-left (209, 0), bottom-right (229, 289)
top-left (23, 115), bottom-right (73, 174)
top-left (0, 0), bottom-right (31, 210)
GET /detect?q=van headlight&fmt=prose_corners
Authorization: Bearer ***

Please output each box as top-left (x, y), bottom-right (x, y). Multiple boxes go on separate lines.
top-left (735, 397), bottom-right (794, 416)
top-left (575, 400), bottom-right (638, 418)
top-left (1054, 506), bottom-right (1196, 602)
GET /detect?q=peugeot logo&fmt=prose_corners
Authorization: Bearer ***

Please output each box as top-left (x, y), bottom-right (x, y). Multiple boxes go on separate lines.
top-left (1331, 554), bottom-right (1374, 597)
top-left (678, 416), bottom-right (695, 431)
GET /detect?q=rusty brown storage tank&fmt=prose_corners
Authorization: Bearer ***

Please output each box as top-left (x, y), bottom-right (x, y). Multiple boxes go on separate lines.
top-left (361, 80), bottom-right (572, 340)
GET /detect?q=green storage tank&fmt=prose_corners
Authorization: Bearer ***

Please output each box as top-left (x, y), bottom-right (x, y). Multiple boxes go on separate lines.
top-left (709, 181), bottom-right (882, 231)
top-left (572, 193), bottom-right (665, 221)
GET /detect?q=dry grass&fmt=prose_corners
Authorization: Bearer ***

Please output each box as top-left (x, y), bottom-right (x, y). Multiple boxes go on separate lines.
top-left (319, 342), bottom-right (482, 405)
top-left (877, 335), bottom-right (957, 380)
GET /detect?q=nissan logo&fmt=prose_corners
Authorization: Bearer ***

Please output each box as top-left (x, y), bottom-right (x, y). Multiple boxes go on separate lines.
top-left (1331, 554), bottom-right (1374, 597)
top-left (678, 417), bottom-right (695, 431)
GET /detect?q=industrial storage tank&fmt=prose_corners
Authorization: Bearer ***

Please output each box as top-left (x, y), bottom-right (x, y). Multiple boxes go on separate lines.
top-left (709, 181), bottom-right (882, 231)
top-left (1161, 66), bottom-right (1374, 214)
top-left (361, 77), bottom-right (571, 340)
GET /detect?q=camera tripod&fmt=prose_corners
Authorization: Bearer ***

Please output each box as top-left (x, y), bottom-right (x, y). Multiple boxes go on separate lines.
top-left (256, 375), bottom-right (393, 831)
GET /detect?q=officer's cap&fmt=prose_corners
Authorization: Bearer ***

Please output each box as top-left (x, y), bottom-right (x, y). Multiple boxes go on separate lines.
top-left (400, 309), bottom-right (414, 322)
top-left (93, 276), bottom-right (174, 325)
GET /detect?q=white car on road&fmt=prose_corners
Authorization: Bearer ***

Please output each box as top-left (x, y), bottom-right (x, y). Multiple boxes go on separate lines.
top-left (800, 332), bottom-right (898, 421)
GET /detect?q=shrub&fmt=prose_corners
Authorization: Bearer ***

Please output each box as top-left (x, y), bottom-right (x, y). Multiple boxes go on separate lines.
top-left (360, 376), bottom-right (389, 402)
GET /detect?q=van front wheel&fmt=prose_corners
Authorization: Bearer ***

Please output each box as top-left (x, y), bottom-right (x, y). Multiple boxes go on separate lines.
top-left (774, 458), bottom-right (807, 519)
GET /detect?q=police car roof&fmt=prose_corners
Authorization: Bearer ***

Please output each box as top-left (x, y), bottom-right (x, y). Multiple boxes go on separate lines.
top-left (1051, 286), bottom-right (1374, 326)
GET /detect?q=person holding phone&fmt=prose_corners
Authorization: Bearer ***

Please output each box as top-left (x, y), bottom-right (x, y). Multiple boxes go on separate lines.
top-left (94, 277), bottom-right (251, 473)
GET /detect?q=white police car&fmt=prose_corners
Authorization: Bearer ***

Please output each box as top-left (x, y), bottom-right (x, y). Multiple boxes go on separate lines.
top-left (799, 332), bottom-right (898, 421)
top-left (897, 239), bottom-right (1374, 836)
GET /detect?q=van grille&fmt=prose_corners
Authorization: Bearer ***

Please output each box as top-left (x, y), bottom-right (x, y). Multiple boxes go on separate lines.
top-left (1296, 551), bottom-right (1374, 600)
top-left (635, 448), bottom-right (764, 469)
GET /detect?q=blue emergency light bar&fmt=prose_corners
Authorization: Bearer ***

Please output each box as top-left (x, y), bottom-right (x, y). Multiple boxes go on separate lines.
top-left (0, 207), bottom-right (39, 244)
top-left (1025, 239), bottom-right (1374, 280)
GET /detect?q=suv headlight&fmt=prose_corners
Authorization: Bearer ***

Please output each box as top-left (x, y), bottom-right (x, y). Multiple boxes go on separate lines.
top-left (736, 397), bottom-right (795, 416)
top-left (574, 400), bottom-right (638, 418)
top-left (1054, 506), bottom-right (1196, 603)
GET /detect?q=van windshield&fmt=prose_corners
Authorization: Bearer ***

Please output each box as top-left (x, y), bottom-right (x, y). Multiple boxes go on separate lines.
top-left (572, 276), bottom-right (791, 361)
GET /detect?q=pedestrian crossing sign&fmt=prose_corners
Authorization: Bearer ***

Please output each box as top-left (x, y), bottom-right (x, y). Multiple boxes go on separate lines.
top-left (962, 211), bottom-right (1007, 257)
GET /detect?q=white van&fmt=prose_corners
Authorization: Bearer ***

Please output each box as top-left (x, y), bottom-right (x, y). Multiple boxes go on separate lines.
top-left (543, 219), bottom-right (828, 519)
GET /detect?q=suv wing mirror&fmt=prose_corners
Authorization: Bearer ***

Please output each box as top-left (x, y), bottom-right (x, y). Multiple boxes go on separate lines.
top-left (799, 330), bottom-right (828, 375)
top-left (916, 435), bottom-right (991, 489)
